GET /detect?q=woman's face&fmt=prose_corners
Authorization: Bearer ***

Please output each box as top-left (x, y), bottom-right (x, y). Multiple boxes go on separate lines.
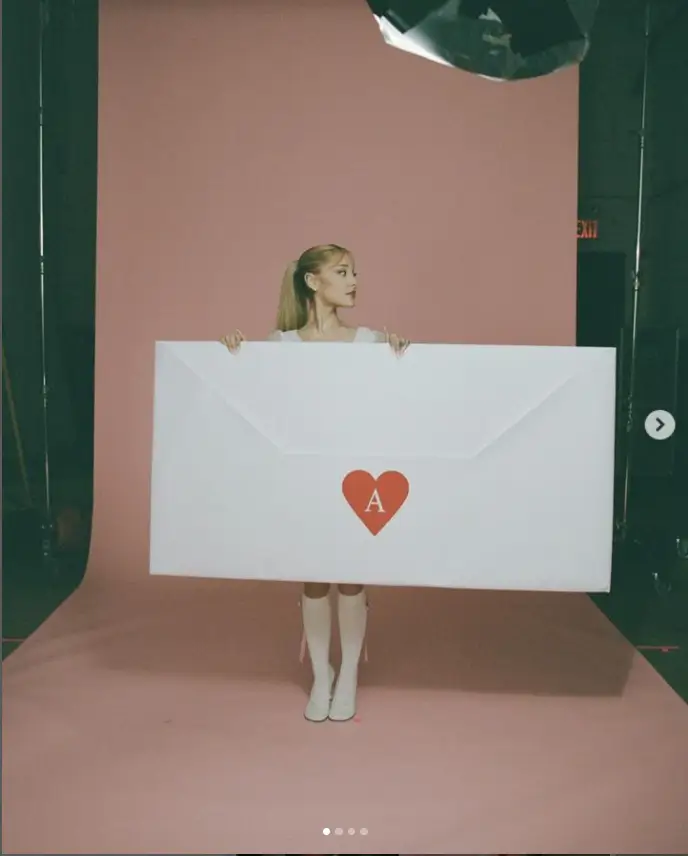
top-left (306, 254), bottom-right (358, 309)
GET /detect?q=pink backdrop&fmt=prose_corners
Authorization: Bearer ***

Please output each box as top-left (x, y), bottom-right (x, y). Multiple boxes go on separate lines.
top-left (92, 0), bottom-right (578, 583)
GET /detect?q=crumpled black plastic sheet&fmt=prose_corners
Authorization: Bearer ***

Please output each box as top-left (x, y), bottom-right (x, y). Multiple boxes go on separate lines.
top-left (367, 0), bottom-right (599, 81)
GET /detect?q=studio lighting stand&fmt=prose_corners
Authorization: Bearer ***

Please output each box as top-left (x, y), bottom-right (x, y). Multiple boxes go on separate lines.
top-left (37, 0), bottom-right (58, 574)
top-left (615, 0), bottom-right (651, 549)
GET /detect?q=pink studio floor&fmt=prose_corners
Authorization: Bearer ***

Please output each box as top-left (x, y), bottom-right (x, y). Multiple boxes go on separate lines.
top-left (3, 576), bottom-right (688, 854)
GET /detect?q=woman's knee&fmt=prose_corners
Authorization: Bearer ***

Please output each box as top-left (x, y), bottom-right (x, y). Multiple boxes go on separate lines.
top-left (337, 583), bottom-right (364, 595)
top-left (304, 582), bottom-right (331, 598)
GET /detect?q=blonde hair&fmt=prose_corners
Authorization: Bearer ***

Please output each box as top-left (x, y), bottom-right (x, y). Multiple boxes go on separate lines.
top-left (275, 244), bottom-right (350, 331)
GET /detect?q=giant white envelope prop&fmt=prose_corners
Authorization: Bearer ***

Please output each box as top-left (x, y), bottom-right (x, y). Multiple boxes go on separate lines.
top-left (150, 343), bottom-right (616, 592)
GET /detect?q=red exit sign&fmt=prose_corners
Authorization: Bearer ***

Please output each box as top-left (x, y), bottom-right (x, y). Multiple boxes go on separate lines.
top-left (577, 219), bottom-right (598, 239)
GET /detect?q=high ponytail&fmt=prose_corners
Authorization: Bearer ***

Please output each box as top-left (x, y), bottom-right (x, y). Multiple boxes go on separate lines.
top-left (275, 260), bottom-right (308, 332)
top-left (275, 244), bottom-right (350, 332)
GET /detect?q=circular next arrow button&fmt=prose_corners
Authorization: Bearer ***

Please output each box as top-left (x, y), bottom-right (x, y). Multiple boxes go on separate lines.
top-left (644, 410), bottom-right (676, 440)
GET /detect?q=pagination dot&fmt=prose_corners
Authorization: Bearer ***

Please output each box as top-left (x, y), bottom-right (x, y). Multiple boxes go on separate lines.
top-left (322, 827), bottom-right (331, 835)
top-left (360, 827), bottom-right (369, 835)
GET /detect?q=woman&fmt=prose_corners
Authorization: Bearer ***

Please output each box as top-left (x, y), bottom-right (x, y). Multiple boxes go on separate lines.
top-left (222, 244), bottom-right (409, 723)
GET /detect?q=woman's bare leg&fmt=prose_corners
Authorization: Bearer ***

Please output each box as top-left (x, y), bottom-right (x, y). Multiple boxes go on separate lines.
top-left (329, 583), bottom-right (367, 721)
top-left (301, 582), bottom-right (334, 721)
top-left (304, 582), bottom-right (332, 599)
top-left (338, 583), bottom-right (364, 596)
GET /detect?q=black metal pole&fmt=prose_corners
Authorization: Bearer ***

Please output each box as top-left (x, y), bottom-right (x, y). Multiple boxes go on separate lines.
top-left (38, 0), bottom-right (56, 571)
top-left (617, 0), bottom-right (651, 543)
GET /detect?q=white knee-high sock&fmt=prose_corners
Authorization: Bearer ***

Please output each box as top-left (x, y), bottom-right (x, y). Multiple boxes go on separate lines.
top-left (301, 594), bottom-right (334, 722)
top-left (329, 591), bottom-right (367, 721)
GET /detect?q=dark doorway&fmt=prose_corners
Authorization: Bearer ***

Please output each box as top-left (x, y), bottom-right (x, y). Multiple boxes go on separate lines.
top-left (576, 251), bottom-right (626, 348)
top-left (576, 249), bottom-right (626, 508)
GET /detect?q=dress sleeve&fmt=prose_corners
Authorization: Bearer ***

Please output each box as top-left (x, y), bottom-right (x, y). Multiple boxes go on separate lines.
top-left (359, 327), bottom-right (386, 343)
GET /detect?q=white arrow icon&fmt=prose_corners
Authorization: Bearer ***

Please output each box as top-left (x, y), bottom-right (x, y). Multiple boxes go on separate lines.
top-left (644, 410), bottom-right (676, 440)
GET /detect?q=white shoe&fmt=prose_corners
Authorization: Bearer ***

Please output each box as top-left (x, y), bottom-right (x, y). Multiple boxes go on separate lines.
top-left (305, 663), bottom-right (335, 722)
top-left (329, 591), bottom-right (367, 722)
top-left (329, 670), bottom-right (357, 721)
top-left (301, 594), bottom-right (333, 723)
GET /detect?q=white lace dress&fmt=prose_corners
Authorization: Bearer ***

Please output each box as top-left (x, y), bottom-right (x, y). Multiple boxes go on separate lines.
top-left (270, 326), bottom-right (380, 343)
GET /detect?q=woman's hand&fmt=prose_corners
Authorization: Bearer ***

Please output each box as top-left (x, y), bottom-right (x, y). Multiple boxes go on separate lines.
top-left (220, 329), bottom-right (244, 354)
top-left (384, 328), bottom-right (410, 357)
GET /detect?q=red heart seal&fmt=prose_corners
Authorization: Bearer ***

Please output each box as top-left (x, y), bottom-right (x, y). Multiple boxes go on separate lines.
top-left (342, 470), bottom-right (410, 535)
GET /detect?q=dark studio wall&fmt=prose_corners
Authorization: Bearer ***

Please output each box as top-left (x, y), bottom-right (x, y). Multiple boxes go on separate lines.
top-left (578, 0), bottom-right (688, 333)
top-left (3, 0), bottom-right (43, 492)
top-left (577, 0), bottom-right (646, 314)
top-left (2, 0), bottom-right (98, 509)
top-left (644, 1), bottom-right (688, 330)
top-left (644, 0), bottom-right (688, 492)
top-left (577, 0), bottom-right (688, 499)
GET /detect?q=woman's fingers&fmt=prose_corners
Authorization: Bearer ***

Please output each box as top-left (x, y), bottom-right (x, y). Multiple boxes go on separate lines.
top-left (387, 332), bottom-right (410, 356)
top-left (221, 330), bottom-right (244, 353)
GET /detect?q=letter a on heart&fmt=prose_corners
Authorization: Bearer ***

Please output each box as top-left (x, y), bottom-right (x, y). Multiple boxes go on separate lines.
top-left (342, 470), bottom-right (410, 535)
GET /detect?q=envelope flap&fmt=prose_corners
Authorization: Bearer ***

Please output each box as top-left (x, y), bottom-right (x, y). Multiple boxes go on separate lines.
top-left (157, 342), bottom-right (615, 460)
top-left (156, 342), bottom-right (288, 450)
